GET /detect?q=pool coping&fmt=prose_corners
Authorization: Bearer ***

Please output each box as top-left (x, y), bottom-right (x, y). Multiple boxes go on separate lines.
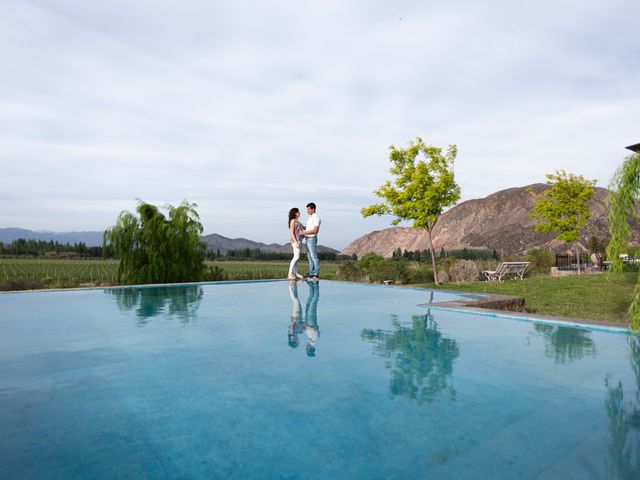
top-left (0, 278), bottom-right (284, 295)
top-left (0, 278), bottom-right (631, 334)
top-left (420, 294), bottom-right (631, 334)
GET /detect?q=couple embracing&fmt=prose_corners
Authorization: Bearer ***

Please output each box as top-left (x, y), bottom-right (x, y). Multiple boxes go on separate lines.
top-left (287, 202), bottom-right (321, 281)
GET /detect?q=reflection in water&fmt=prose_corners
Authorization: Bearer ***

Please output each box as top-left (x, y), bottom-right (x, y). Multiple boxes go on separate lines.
top-left (287, 281), bottom-right (320, 357)
top-left (362, 311), bottom-right (459, 404)
top-left (533, 324), bottom-right (597, 363)
top-left (106, 286), bottom-right (203, 325)
top-left (305, 282), bottom-right (320, 357)
top-left (288, 282), bottom-right (303, 349)
top-left (605, 336), bottom-right (640, 479)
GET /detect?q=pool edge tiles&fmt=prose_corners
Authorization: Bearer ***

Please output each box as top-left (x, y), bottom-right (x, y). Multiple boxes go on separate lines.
top-left (0, 278), bottom-right (287, 295)
top-left (425, 304), bottom-right (631, 335)
top-left (0, 279), bottom-right (629, 335)
top-left (0, 279), bottom-right (481, 303)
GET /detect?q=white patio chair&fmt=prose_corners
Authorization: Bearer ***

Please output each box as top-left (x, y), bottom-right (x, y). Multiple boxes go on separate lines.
top-left (482, 262), bottom-right (530, 282)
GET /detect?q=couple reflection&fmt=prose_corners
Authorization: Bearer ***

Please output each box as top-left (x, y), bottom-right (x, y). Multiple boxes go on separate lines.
top-left (288, 281), bottom-right (320, 357)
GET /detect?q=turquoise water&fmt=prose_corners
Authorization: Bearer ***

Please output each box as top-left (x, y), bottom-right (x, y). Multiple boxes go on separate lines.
top-left (0, 281), bottom-right (638, 479)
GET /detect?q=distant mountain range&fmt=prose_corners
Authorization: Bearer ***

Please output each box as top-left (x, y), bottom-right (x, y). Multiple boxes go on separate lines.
top-left (0, 228), bottom-right (339, 254)
top-left (0, 228), bottom-right (105, 246)
top-left (201, 233), bottom-right (338, 254)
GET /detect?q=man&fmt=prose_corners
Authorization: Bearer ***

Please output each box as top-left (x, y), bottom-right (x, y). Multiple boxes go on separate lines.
top-left (303, 202), bottom-right (321, 280)
top-left (304, 281), bottom-right (320, 356)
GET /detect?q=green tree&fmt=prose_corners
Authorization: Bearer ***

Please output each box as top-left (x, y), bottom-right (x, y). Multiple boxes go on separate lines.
top-left (361, 313), bottom-right (460, 404)
top-left (608, 153), bottom-right (640, 331)
top-left (533, 324), bottom-right (596, 364)
top-left (530, 171), bottom-right (596, 274)
top-left (103, 200), bottom-right (206, 285)
top-left (361, 137), bottom-right (461, 285)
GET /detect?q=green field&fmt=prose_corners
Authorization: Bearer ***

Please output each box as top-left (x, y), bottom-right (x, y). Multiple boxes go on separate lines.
top-left (211, 261), bottom-right (339, 280)
top-left (0, 258), bottom-right (340, 290)
top-left (0, 258), bottom-right (120, 289)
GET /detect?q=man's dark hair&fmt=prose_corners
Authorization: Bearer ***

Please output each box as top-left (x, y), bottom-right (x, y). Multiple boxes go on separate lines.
top-left (307, 202), bottom-right (316, 210)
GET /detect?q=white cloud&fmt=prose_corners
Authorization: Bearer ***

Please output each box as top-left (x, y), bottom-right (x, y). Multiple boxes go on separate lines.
top-left (1, 0), bottom-right (639, 248)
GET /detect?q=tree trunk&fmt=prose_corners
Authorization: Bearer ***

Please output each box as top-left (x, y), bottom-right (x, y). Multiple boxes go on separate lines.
top-left (575, 244), bottom-right (581, 274)
top-left (425, 227), bottom-right (439, 285)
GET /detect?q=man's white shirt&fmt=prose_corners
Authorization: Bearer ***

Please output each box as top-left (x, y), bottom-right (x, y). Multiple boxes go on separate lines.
top-left (306, 213), bottom-right (321, 238)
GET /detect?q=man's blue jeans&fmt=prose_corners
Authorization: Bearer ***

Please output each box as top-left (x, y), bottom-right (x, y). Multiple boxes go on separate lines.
top-left (306, 236), bottom-right (320, 276)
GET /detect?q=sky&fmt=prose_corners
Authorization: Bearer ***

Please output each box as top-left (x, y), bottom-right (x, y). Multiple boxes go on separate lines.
top-left (1, 0), bottom-right (638, 250)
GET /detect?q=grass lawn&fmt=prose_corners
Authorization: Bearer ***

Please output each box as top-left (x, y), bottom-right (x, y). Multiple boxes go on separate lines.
top-left (422, 272), bottom-right (637, 324)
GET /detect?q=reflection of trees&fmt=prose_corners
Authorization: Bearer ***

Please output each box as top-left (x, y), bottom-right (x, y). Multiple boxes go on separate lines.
top-left (533, 324), bottom-right (596, 363)
top-left (106, 286), bottom-right (203, 325)
top-left (361, 312), bottom-right (459, 404)
top-left (605, 337), bottom-right (640, 479)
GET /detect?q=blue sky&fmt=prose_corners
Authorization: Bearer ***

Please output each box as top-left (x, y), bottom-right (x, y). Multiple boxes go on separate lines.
top-left (1, 0), bottom-right (638, 250)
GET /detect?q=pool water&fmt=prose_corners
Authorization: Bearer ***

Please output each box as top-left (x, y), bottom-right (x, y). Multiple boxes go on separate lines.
top-left (1, 281), bottom-right (638, 479)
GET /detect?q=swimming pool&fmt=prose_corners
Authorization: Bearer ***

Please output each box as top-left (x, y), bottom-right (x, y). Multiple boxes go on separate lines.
top-left (1, 281), bottom-right (638, 479)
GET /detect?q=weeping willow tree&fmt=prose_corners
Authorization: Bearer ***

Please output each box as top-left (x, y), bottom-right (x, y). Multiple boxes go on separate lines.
top-left (103, 200), bottom-right (206, 285)
top-left (608, 153), bottom-right (640, 332)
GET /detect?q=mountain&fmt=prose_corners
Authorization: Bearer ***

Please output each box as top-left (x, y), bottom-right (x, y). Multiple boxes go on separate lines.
top-left (202, 233), bottom-right (339, 254)
top-left (0, 228), bottom-right (339, 254)
top-left (0, 228), bottom-right (105, 246)
top-left (341, 184), bottom-right (638, 258)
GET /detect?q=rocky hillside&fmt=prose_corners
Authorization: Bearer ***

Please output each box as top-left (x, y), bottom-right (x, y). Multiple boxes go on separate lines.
top-left (341, 184), bottom-right (639, 258)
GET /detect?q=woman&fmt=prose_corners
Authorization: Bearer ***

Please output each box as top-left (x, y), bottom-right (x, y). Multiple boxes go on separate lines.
top-left (287, 280), bottom-right (303, 348)
top-left (287, 207), bottom-right (305, 280)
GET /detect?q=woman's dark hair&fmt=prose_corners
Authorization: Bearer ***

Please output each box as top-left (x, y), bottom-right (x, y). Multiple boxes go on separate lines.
top-left (288, 208), bottom-right (299, 226)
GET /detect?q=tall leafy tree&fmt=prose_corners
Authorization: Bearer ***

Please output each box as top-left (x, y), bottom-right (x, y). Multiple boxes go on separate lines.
top-left (361, 313), bottom-right (460, 404)
top-left (608, 153), bottom-right (640, 331)
top-left (529, 171), bottom-right (596, 274)
top-left (104, 200), bottom-right (206, 285)
top-left (361, 137), bottom-right (461, 285)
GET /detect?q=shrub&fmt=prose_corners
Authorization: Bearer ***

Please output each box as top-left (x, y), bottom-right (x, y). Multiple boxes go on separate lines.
top-left (352, 253), bottom-right (410, 284)
top-left (405, 262), bottom-right (434, 284)
top-left (379, 259), bottom-right (409, 284)
top-left (356, 253), bottom-right (386, 272)
top-left (526, 248), bottom-right (555, 275)
top-left (448, 260), bottom-right (480, 282)
top-left (336, 262), bottom-right (364, 282)
top-left (436, 257), bottom-right (456, 273)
